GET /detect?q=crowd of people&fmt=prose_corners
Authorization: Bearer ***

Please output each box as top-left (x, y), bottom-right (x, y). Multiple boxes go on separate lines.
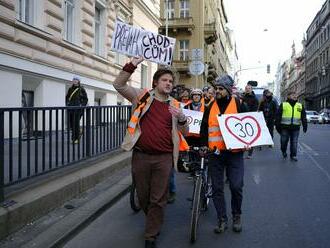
top-left (109, 57), bottom-right (308, 248)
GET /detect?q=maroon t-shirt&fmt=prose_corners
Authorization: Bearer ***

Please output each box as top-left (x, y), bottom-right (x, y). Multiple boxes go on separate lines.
top-left (135, 99), bottom-right (173, 154)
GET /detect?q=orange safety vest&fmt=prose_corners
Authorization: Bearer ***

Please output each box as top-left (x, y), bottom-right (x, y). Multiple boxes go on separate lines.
top-left (127, 90), bottom-right (189, 151)
top-left (208, 96), bottom-right (241, 152)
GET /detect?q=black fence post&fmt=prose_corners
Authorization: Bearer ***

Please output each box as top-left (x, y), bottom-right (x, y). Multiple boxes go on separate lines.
top-left (86, 108), bottom-right (91, 157)
top-left (0, 110), bottom-right (5, 202)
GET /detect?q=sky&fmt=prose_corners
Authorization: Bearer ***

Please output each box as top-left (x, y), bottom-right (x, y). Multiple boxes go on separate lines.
top-left (223, 0), bottom-right (326, 88)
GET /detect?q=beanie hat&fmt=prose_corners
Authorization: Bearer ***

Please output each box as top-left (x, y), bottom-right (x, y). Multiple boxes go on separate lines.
top-left (213, 74), bottom-right (234, 94)
top-left (72, 76), bottom-right (81, 82)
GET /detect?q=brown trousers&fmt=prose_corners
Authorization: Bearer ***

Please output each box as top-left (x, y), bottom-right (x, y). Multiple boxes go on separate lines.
top-left (132, 149), bottom-right (172, 240)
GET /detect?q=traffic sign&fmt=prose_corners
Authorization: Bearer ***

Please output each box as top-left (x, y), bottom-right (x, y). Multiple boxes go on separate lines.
top-left (191, 48), bottom-right (203, 61)
top-left (189, 61), bottom-right (205, 75)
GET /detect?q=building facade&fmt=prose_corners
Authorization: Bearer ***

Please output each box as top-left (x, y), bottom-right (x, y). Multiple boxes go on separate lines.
top-left (0, 0), bottom-right (160, 110)
top-left (279, 41), bottom-right (306, 106)
top-left (159, 0), bottom-right (235, 88)
top-left (305, 0), bottom-right (330, 111)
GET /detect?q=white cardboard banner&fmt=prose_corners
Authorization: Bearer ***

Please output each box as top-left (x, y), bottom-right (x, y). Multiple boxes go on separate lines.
top-left (218, 112), bottom-right (274, 149)
top-left (111, 21), bottom-right (176, 65)
top-left (182, 109), bottom-right (204, 134)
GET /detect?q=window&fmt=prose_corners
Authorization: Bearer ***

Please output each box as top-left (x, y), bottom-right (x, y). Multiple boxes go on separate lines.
top-left (115, 12), bottom-right (129, 65)
top-left (141, 64), bottom-right (148, 89)
top-left (179, 40), bottom-right (189, 60)
top-left (95, 7), bottom-right (101, 54)
top-left (94, 3), bottom-right (105, 56)
top-left (64, 0), bottom-right (74, 42)
top-left (164, 0), bottom-right (174, 19)
top-left (180, 0), bottom-right (190, 18)
top-left (18, 0), bottom-right (34, 25)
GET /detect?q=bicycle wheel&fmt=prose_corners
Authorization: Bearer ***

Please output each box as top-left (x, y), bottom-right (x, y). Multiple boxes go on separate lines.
top-left (130, 181), bottom-right (141, 212)
top-left (190, 176), bottom-right (202, 243)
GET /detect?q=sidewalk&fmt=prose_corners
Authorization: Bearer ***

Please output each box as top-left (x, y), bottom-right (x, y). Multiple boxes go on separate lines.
top-left (0, 150), bottom-right (132, 247)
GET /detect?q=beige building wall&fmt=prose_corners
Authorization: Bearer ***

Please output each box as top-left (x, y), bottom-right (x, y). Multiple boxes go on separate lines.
top-left (0, 0), bottom-right (161, 108)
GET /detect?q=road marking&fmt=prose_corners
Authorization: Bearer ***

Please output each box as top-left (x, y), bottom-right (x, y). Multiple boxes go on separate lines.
top-left (299, 143), bottom-right (330, 183)
top-left (252, 173), bottom-right (261, 185)
top-left (300, 142), bottom-right (319, 156)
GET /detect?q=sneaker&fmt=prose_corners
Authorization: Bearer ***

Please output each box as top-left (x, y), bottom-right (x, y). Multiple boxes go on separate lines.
top-left (167, 192), bottom-right (176, 204)
top-left (73, 139), bottom-right (79, 144)
top-left (232, 215), bottom-right (242, 232)
top-left (145, 240), bottom-right (156, 248)
top-left (290, 156), bottom-right (298, 162)
top-left (246, 155), bottom-right (252, 159)
top-left (282, 152), bottom-right (287, 159)
top-left (214, 218), bottom-right (228, 233)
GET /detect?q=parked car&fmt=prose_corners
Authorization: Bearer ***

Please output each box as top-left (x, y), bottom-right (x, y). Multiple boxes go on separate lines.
top-left (306, 111), bottom-right (320, 124)
top-left (318, 112), bottom-right (330, 124)
top-left (319, 108), bottom-right (330, 115)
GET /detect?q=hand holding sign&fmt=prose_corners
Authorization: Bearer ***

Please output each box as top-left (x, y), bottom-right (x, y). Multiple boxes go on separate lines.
top-left (182, 109), bottom-right (203, 134)
top-left (131, 57), bottom-right (144, 67)
top-left (218, 112), bottom-right (273, 149)
top-left (111, 21), bottom-right (176, 65)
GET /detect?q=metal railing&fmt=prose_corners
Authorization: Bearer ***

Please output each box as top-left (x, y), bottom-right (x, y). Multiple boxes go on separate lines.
top-left (0, 105), bottom-right (132, 202)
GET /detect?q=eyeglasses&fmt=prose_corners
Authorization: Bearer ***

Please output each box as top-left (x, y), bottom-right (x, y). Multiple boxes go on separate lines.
top-left (215, 87), bottom-right (225, 91)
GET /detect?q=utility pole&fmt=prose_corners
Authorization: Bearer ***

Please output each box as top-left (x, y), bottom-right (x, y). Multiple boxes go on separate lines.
top-left (165, 0), bottom-right (168, 37)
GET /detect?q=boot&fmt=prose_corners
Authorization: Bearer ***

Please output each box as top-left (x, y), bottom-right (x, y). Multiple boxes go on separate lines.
top-left (232, 215), bottom-right (242, 232)
top-left (145, 240), bottom-right (156, 248)
top-left (214, 218), bottom-right (228, 233)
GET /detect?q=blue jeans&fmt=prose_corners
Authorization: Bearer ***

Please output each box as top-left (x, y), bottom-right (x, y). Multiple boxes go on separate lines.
top-left (208, 151), bottom-right (244, 221)
top-left (280, 129), bottom-right (300, 157)
top-left (169, 168), bottom-right (176, 193)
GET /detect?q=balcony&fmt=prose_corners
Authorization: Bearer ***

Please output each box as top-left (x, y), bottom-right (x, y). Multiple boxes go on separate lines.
top-left (172, 59), bottom-right (191, 74)
top-left (204, 22), bottom-right (216, 36)
top-left (159, 17), bottom-right (195, 34)
top-left (204, 21), bottom-right (218, 44)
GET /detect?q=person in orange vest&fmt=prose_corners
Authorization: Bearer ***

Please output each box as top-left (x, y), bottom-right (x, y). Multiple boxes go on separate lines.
top-left (199, 74), bottom-right (248, 234)
top-left (184, 88), bottom-right (204, 147)
top-left (113, 57), bottom-right (189, 248)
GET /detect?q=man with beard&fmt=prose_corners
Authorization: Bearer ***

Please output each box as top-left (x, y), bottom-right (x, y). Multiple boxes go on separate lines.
top-left (276, 91), bottom-right (307, 161)
top-left (199, 75), bottom-right (247, 234)
top-left (113, 57), bottom-right (189, 248)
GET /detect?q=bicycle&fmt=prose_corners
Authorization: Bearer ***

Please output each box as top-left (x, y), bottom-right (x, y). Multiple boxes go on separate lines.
top-left (186, 146), bottom-right (213, 243)
top-left (130, 176), bottom-right (141, 212)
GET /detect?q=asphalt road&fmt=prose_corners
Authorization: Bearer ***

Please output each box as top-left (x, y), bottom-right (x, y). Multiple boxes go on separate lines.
top-left (64, 124), bottom-right (330, 248)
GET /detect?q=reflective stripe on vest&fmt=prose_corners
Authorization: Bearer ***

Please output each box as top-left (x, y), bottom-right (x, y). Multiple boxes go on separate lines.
top-left (127, 89), bottom-right (150, 135)
top-left (281, 102), bottom-right (302, 126)
top-left (208, 97), bottom-right (237, 151)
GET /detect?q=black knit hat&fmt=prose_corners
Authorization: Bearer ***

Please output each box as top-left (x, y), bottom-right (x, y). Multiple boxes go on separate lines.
top-left (213, 74), bottom-right (234, 94)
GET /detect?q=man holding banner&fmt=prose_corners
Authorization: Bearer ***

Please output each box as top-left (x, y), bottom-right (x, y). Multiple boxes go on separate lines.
top-left (199, 74), bottom-right (247, 234)
top-left (113, 57), bottom-right (188, 248)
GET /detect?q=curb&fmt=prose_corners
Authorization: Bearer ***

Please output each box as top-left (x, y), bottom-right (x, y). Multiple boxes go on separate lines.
top-left (0, 151), bottom-right (132, 240)
top-left (24, 175), bottom-right (132, 248)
